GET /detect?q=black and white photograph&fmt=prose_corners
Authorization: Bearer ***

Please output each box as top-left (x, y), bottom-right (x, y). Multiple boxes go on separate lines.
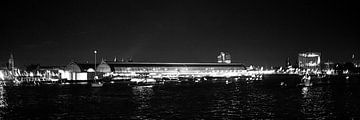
top-left (1, 0), bottom-right (360, 119)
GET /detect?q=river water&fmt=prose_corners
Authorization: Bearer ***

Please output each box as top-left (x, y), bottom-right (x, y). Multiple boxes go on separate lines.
top-left (1, 81), bottom-right (360, 119)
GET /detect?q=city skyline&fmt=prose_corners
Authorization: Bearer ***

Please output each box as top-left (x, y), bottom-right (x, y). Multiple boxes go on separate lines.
top-left (1, 0), bottom-right (359, 67)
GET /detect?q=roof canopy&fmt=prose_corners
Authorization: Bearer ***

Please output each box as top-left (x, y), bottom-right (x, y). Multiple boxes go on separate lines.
top-left (65, 62), bottom-right (99, 72)
top-left (96, 61), bottom-right (246, 72)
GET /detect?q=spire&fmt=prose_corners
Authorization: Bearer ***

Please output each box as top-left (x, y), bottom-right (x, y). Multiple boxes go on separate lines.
top-left (286, 57), bottom-right (291, 67)
top-left (114, 57), bottom-right (118, 62)
top-left (8, 53), bottom-right (15, 70)
top-left (100, 58), bottom-right (106, 64)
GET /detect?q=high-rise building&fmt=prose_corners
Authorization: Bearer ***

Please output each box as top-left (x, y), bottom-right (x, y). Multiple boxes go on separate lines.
top-left (217, 52), bottom-right (231, 63)
top-left (298, 52), bottom-right (321, 70)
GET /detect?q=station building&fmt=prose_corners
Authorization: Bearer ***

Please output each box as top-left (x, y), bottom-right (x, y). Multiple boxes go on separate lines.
top-left (96, 61), bottom-right (247, 78)
top-left (64, 52), bottom-right (247, 80)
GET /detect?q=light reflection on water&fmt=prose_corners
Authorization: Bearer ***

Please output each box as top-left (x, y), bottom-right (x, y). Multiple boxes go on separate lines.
top-left (301, 86), bottom-right (335, 119)
top-left (0, 81), bottom-right (360, 119)
top-left (0, 85), bottom-right (7, 108)
top-left (0, 83), bottom-right (8, 119)
top-left (207, 83), bottom-right (276, 119)
top-left (131, 85), bottom-right (154, 119)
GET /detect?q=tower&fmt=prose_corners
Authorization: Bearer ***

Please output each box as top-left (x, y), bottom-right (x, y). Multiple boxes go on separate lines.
top-left (114, 57), bottom-right (118, 62)
top-left (286, 57), bottom-right (291, 68)
top-left (217, 52), bottom-right (231, 63)
top-left (8, 53), bottom-right (15, 70)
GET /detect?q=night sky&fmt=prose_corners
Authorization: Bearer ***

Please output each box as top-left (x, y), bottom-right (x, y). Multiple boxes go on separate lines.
top-left (1, 0), bottom-right (359, 67)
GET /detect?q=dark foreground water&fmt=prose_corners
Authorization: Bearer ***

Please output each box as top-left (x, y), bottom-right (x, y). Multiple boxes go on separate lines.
top-left (1, 81), bottom-right (360, 119)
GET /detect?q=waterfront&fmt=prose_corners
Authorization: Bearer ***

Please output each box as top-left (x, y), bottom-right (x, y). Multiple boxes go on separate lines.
top-left (1, 79), bottom-right (360, 119)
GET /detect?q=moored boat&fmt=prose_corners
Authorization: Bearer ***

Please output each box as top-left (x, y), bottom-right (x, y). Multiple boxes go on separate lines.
top-left (91, 81), bottom-right (103, 87)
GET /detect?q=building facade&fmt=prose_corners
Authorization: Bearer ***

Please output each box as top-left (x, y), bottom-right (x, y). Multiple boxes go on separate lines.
top-left (96, 61), bottom-right (247, 78)
top-left (64, 62), bottom-right (98, 80)
top-left (217, 52), bottom-right (231, 63)
top-left (298, 52), bottom-right (321, 70)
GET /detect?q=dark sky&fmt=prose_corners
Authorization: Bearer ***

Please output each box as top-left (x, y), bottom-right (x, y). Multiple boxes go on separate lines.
top-left (1, 0), bottom-right (359, 67)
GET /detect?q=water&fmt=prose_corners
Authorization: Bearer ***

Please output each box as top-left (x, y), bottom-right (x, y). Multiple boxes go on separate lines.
top-left (1, 81), bottom-right (360, 119)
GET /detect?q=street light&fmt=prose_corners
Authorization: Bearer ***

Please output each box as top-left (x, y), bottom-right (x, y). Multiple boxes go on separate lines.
top-left (91, 50), bottom-right (103, 87)
top-left (94, 50), bottom-right (97, 80)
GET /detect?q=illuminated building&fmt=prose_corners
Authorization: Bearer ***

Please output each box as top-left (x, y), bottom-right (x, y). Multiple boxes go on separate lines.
top-left (298, 52), bottom-right (321, 70)
top-left (323, 61), bottom-right (335, 75)
top-left (323, 62), bottom-right (335, 70)
top-left (217, 52), bottom-right (231, 63)
top-left (65, 53), bottom-right (244, 80)
top-left (64, 62), bottom-right (99, 80)
top-left (96, 61), bottom-right (246, 78)
top-left (35, 66), bottom-right (66, 81)
top-left (0, 54), bottom-right (19, 80)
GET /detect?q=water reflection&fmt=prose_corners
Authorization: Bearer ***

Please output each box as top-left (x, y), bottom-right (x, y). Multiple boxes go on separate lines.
top-left (302, 87), bottom-right (309, 98)
top-left (0, 82), bottom-right (8, 119)
top-left (207, 83), bottom-right (275, 119)
top-left (301, 86), bottom-right (335, 119)
top-left (131, 85), bottom-right (154, 119)
top-left (1, 81), bottom-right (359, 119)
top-left (0, 83), bottom-right (7, 108)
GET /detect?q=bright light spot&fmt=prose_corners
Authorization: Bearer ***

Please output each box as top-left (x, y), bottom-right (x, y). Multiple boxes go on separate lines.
top-left (0, 71), bottom-right (4, 80)
top-left (76, 73), bottom-right (88, 80)
top-left (299, 53), bottom-right (320, 57)
top-left (87, 68), bottom-right (95, 72)
top-left (302, 87), bottom-right (309, 96)
top-left (326, 70), bottom-right (332, 75)
top-left (62, 71), bottom-right (71, 80)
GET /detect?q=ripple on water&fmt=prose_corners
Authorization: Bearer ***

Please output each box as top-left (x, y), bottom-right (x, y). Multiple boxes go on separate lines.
top-left (1, 81), bottom-right (360, 119)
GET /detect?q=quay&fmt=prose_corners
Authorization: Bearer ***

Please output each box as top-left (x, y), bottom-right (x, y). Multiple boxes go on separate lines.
top-left (3, 72), bottom-right (359, 88)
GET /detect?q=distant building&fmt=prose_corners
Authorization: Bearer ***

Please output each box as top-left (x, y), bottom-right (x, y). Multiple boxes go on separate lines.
top-left (0, 53), bottom-right (18, 80)
top-left (323, 61), bottom-right (335, 70)
top-left (217, 52), bottom-right (231, 63)
top-left (323, 61), bottom-right (335, 74)
top-left (285, 57), bottom-right (291, 68)
top-left (8, 54), bottom-right (15, 71)
top-left (298, 52), bottom-right (321, 70)
top-left (64, 62), bottom-right (99, 80)
top-left (96, 61), bottom-right (247, 78)
top-left (37, 66), bottom-right (66, 80)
